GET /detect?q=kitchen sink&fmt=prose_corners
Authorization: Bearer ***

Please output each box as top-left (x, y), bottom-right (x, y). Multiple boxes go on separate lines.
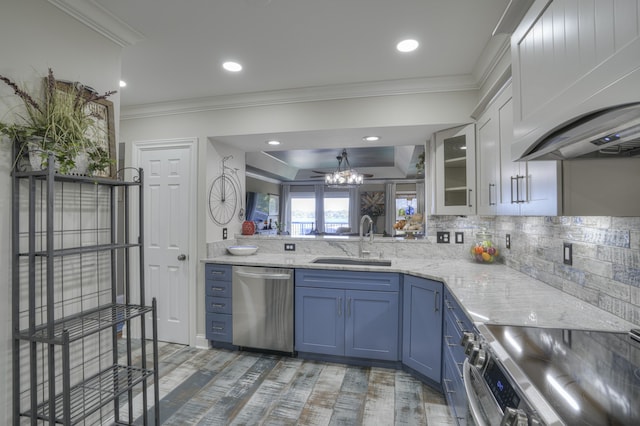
top-left (311, 257), bottom-right (392, 267)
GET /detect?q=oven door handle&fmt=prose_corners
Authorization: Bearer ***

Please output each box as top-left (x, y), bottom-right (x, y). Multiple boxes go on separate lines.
top-left (463, 359), bottom-right (489, 426)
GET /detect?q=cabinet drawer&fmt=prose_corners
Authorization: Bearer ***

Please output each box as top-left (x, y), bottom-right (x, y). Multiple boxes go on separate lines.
top-left (205, 263), bottom-right (232, 281)
top-left (206, 313), bottom-right (232, 342)
top-left (444, 313), bottom-right (466, 372)
top-left (205, 280), bottom-right (231, 297)
top-left (205, 296), bottom-right (232, 314)
top-left (295, 269), bottom-right (399, 291)
top-left (443, 351), bottom-right (468, 425)
top-left (444, 292), bottom-right (472, 333)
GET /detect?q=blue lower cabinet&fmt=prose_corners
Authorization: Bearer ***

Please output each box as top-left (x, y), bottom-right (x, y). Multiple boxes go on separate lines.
top-left (402, 275), bottom-right (443, 383)
top-left (204, 263), bottom-right (233, 344)
top-left (345, 290), bottom-right (399, 360)
top-left (295, 269), bottom-right (400, 361)
top-left (295, 287), bottom-right (345, 356)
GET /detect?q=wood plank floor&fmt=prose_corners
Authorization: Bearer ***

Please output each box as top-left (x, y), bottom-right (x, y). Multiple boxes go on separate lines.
top-left (117, 340), bottom-right (454, 425)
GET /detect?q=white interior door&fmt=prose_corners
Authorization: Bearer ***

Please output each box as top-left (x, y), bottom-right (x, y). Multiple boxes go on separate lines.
top-left (138, 142), bottom-right (194, 344)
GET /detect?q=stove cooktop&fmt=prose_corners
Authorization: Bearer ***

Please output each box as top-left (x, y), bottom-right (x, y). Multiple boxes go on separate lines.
top-left (484, 325), bottom-right (640, 425)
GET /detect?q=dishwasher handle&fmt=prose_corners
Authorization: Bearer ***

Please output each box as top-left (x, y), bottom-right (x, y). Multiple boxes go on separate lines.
top-left (234, 270), bottom-right (292, 280)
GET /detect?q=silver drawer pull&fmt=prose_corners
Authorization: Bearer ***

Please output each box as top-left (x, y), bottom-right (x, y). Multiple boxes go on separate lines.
top-left (209, 270), bottom-right (224, 275)
top-left (445, 336), bottom-right (456, 347)
top-left (212, 326), bottom-right (224, 331)
top-left (212, 303), bottom-right (225, 308)
top-left (211, 287), bottom-right (225, 291)
top-left (442, 378), bottom-right (455, 394)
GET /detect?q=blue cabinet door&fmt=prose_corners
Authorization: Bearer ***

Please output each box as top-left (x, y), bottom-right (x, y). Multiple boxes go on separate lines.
top-left (345, 290), bottom-right (399, 361)
top-left (295, 286), bottom-right (344, 356)
top-left (402, 275), bottom-right (443, 382)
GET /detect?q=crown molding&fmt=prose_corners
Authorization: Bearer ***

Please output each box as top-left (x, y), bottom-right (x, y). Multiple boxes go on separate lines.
top-left (472, 34), bottom-right (511, 91)
top-left (47, 0), bottom-right (145, 47)
top-left (121, 75), bottom-right (477, 120)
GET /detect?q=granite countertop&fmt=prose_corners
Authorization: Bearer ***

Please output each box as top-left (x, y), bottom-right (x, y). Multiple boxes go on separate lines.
top-left (202, 253), bottom-right (637, 332)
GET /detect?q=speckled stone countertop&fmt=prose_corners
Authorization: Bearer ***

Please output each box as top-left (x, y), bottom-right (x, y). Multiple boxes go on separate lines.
top-left (202, 253), bottom-right (637, 332)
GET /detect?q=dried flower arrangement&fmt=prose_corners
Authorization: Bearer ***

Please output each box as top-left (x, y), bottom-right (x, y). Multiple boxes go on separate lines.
top-left (0, 68), bottom-right (116, 175)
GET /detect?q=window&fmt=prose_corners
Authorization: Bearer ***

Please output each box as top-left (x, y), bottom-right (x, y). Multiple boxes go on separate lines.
top-left (395, 192), bottom-right (417, 220)
top-left (324, 192), bottom-right (349, 233)
top-left (288, 188), bottom-right (352, 236)
top-left (290, 193), bottom-right (316, 236)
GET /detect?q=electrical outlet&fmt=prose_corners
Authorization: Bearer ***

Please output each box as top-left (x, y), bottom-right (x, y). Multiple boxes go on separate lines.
top-left (284, 243), bottom-right (296, 251)
top-left (563, 242), bottom-right (573, 265)
top-left (437, 231), bottom-right (450, 244)
top-left (455, 232), bottom-right (464, 244)
top-left (222, 228), bottom-right (227, 240)
top-left (506, 234), bottom-right (511, 249)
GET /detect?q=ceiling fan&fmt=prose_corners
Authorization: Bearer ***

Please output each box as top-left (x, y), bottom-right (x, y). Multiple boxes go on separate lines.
top-left (310, 148), bottom-right (373, 185)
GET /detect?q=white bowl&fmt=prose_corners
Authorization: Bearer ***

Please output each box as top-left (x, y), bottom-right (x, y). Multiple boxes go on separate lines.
top-left (227, 245), bottom-right (258, 256)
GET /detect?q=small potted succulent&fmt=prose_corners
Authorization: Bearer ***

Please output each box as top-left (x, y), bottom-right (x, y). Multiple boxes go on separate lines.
top-left (0, 68), bottom-right (116, 175)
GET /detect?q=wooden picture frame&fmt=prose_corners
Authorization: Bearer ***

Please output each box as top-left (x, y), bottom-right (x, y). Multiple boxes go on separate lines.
top-left (56, 81), bottom-right (117, 178)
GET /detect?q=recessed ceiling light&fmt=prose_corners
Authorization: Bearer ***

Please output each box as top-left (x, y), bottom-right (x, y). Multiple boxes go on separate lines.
top-left (223, 61), bottom-right (243, 72)
top-left (119, 80), bottom-right (127, 88)
top-left (396, 39), bottom-right (419, 53)
top-left (266, 140), bottom-right (280, 146)
top-left (363, 136), bottom-right (380, 142)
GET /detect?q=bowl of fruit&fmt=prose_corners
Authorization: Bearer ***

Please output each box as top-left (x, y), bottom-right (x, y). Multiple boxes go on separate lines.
top-left (470, 230), bottom-right (499, 264)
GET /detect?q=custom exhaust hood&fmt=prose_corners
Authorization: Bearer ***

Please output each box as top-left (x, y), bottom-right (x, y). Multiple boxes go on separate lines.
top-left (519, 102), bottom-right (640, 161)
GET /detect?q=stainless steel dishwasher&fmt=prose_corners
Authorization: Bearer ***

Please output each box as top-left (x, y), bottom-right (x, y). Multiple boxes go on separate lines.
top-left (232, 266), bottom-right (294, 353)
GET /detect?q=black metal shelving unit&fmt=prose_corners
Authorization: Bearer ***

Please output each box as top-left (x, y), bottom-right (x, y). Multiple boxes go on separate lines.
top-left (11, 155), bottom-right (159, 425)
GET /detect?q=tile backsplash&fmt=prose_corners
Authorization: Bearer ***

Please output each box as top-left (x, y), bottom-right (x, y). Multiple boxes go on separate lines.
top-left (428, 215), bottom-right (640, 326)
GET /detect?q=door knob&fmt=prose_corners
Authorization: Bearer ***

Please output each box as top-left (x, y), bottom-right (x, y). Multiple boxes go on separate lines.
top-left (177, 254), bottom-right (187, 261)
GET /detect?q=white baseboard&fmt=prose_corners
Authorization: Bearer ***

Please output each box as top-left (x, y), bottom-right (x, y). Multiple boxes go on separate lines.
top-left (195, 334), bottom-right (210, 349)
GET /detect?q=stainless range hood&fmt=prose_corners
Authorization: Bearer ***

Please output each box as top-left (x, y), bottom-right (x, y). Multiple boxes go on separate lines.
top-left (518, 102), bottom-right (640, 161)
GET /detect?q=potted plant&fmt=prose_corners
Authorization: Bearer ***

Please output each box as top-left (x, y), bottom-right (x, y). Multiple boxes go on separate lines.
top-left (0, 68), bottom-right (116, 175)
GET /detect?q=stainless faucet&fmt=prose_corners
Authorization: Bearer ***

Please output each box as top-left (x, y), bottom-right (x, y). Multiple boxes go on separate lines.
top-left (359, 215), bottom-right (374, 257)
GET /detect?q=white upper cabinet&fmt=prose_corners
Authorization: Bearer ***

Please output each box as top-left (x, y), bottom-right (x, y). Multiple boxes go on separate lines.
top-left (476, 95), bottom-right (501, 215)
top-left (434, 124), bottom-right (476, 215)
top-left (475, 83), bottom-right (562, 216)
top-left (511, 0), bottom-right (640, 160)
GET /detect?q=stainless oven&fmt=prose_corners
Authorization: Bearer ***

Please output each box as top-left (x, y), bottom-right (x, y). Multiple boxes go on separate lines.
top-left (461, 324), bottom-right (640, 425)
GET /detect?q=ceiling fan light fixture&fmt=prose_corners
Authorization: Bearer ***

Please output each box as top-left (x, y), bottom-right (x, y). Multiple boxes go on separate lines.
top-left (325, 149), bottom-right (364, 187)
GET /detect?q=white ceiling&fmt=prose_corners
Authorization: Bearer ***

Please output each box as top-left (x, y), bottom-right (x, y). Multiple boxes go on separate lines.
top-left (81, 0), bottom-right (515, 181)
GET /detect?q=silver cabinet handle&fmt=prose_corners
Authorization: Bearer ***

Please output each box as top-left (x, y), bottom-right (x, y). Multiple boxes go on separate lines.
top-left (488, 183), bottom-right (496, 206)
top-left (338, 297), bottom-right (342, 317)
top-left (468, 189), bottom-right (473, 207)
top-left (211, 287), bottom-right (224, 292)
top-left (212, 303), bottom-right (225, 308)
top-left (347, 298), bottom-right (352, 317)
top-left (443, 378), bottom-right (455, 394)
top-left (177, 254), bottom-right (187, 261)
top-left (511, 175), bottom-right (526, 203)
top-left (435, 291), bottom-right (440, 312)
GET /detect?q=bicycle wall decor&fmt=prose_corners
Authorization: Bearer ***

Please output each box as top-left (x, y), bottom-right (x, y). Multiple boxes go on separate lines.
top-left (208, 155), bottom-right (245, 225)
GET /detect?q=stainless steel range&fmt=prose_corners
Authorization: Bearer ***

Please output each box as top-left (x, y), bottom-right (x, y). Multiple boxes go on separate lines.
top-left (462, 324), bottom-right (640, 425)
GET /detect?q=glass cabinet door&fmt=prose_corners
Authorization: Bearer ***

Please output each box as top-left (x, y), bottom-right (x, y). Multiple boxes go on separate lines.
top-left (434, 124), bottom-right (476, 215)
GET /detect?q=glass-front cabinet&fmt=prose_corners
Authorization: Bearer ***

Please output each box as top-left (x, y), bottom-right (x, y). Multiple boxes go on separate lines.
top-left (434, 124), bottom-right (476, 215)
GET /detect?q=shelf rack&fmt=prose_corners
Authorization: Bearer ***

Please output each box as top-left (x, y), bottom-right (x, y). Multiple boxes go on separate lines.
top-left (11, 155), bottom-right (159, 425)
